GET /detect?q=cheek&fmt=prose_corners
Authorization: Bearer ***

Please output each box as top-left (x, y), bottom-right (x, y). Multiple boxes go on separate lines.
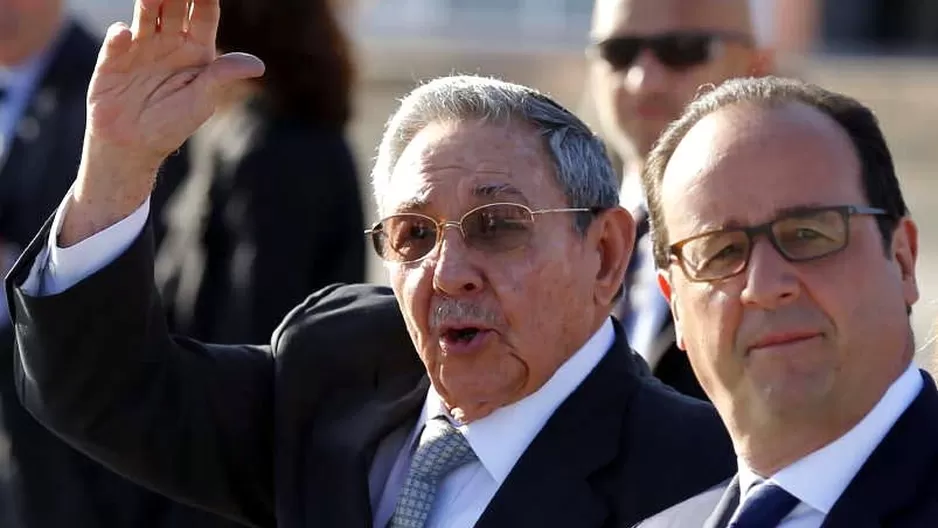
top-left (679, 285), bottom-right (742, 361)
top-left (391, 264), bottom-right (434, 351)
top-left (495, 247), bottom-right (593, 364)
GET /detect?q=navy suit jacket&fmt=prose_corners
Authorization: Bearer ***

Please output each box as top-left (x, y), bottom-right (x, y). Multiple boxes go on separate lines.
top-left (636, 371), bottom-right (938, 527)
top-left (7, 217), bottom-right (737, 527)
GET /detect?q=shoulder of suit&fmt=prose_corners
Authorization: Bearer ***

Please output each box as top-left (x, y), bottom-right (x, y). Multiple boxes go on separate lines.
top-left (634, 484), bottom-right (728, 528)
top-left (271, 283), bottom-right (400, 350)
top-left (268, 283), bottom-right (420, 384)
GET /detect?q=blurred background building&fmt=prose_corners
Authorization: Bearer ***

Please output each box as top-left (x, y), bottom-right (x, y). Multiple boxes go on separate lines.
top-left (69, 0), bottom-right (938, 359)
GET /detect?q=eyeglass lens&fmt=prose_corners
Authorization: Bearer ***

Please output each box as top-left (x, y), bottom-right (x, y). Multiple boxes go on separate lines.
top-left (680, 209), bottom-right (849, 279)
top-left (597, 34), bottom-right (715, 71)
top-left (371, 204), bottom-right (536, 262)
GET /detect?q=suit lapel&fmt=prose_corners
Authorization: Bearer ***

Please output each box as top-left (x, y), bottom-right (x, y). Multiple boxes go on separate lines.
top-left (703, 475), bottom-right (740, 528)
top-left (822, 371), bottom-right (938, 527)
top-left (302, 375), bottom-right (429, 527)
top-left (476, 327), bottom-right (645, 527)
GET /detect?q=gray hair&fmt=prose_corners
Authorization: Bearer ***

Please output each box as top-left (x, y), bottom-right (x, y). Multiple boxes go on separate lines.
top-left (370, 75), bottom-right (619, 233)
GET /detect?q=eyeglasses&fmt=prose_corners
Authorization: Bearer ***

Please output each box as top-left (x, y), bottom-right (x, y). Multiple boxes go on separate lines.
top-left (589, 31), bottom-right (754, 72)
top-left (366, 202), bottom-right (598, 263)
top-left (669, 205), bottom-right (890, 282)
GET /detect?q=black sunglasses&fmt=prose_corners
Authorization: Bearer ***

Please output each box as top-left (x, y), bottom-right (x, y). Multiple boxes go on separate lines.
top-left (366, 202), bottom-right (601, 264)
top-left (590, 31), bottom-right (754, 72)
top-left (669, 205), bottom-right (890, 282)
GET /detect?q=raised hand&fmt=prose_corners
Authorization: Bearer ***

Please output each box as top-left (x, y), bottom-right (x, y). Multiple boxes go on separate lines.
top-left (62, 0), bottom-right (264, 246)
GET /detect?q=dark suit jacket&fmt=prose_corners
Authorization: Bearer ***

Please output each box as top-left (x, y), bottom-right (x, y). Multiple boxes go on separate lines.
top-left (617, 211), bottom-right (707, 402)
top-left (154, 96), bottom-right (365, 344)
top-left (636, 371), bottom-right (938, 527)
top-left (7, 217), bottom-right (736, 528)
top-left (0, 21), bottom-right (240, 528)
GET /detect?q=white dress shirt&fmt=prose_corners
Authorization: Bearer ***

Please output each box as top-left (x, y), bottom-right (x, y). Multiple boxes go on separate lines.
top-left (25, 192), bottom-right (618, 526)
top-left (373, 318), bottom-right (614, 527)
top-left (734, 362), bottom-right (923, 527)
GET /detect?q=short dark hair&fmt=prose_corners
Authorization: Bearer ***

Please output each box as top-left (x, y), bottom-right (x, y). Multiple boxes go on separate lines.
top-left (217, 0), bottom-right (354, 125)
top-left (642, 76), bottom-right (908, 269)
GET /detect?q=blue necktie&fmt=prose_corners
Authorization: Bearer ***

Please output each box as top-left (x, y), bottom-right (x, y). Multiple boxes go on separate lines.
top-left (728, 481), bottom-right (799, 528)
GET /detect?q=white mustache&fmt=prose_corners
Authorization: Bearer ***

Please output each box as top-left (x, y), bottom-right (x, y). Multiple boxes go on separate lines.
top-left (429, 298), bottom-right (501, 331)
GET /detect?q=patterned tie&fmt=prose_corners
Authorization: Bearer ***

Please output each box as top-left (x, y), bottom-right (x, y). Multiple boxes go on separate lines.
top-left (388, 415), bottom-right (478, 528)
top-left (728, 480), bottom-right (800, 528)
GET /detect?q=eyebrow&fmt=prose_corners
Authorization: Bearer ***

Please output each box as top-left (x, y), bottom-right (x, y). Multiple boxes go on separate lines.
top-left (473, 183), bottom-right (527, 202)
top-left (394, 183), bottom-right (529, 213)
top-left (711, 203), bottom-right (832, 230)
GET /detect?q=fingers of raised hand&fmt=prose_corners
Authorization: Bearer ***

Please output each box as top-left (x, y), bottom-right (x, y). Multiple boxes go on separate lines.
top-left (130, 0), bottom-right (219, 45)
top-left (100, 22), bottom-right (133, 65)
top-left (159, 0), bottom-right (191, 36)
top-left (196, 52), bottom-right (266, 97)
top-left (187, 0), bottom-right (221, 45)
top-left (130, 0), bottom-right (161, 39)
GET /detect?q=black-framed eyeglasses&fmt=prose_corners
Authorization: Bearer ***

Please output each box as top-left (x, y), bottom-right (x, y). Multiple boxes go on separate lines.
top-left (588, 31), bottom-right (754, 72)
top-left (366, 202), bottom-right (599, 263)
top-left (669, 205), bottom-right (890, 282)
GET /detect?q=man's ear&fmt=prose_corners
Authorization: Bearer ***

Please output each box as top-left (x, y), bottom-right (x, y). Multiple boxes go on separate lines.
top-left (891, 217), bottom-right (919, 308)
top-left (657, 269), bottom-right (686, 351)
top-left (593, 207), bottom-right (635, 307)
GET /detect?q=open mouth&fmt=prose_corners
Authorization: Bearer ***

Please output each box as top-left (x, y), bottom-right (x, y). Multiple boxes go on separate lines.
top-left (439, 326), bottom-right (492, 354)
top-left (445, 327), bottom-right (481, 343)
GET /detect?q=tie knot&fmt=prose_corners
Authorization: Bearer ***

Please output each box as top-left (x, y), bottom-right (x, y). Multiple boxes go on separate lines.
top-left (729, 481), bottom-right (799, 528)
top-left (410, 416), bottom-right (476, 482)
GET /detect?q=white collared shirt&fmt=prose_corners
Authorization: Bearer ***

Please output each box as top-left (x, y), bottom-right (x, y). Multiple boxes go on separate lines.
top-left (372, 318), bottom-right (615, 528)
top-left (735, 362), bottom-right (924, 527)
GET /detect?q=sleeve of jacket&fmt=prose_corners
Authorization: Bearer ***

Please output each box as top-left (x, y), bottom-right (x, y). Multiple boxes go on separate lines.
top-left (6, 217), bottom-right (277, 528)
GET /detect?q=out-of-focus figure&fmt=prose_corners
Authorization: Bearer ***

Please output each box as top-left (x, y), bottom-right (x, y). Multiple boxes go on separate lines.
top-left (587, 0), bottom-right (774, 400)
top-left (155, 0), bottom-right (366, 344)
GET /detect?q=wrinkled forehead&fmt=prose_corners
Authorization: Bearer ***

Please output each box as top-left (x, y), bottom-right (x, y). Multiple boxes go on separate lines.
top-left (591, 0), bottom-right (755, 39)
top-left (380, 120), bottom-right (560, 216)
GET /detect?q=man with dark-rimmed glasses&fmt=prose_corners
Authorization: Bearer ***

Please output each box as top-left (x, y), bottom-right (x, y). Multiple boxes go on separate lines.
top-left (0, 2), bottom-right (736, 525)
top-left (588, 0), bottom-right (774, 400)
top-left (636, 76), bottom-right (938, 527)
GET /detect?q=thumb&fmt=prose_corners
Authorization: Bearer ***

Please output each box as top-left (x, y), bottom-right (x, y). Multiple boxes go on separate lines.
top-left (198, 52), bottom-right (266, 95)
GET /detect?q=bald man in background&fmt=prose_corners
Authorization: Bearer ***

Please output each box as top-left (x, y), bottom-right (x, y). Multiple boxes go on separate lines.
top-left (587, 0), bottom-right (773, 399)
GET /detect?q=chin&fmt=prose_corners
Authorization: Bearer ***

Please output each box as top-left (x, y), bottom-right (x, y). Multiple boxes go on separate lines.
top-left (438, 374), bottom-right (525, 419)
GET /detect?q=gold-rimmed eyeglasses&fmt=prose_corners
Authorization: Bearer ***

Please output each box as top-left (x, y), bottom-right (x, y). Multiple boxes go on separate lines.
top-left (366, 202), bottom-right (600, 263)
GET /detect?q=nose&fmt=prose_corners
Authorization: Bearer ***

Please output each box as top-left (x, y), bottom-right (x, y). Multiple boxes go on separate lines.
top-left (739, 239), bottom-right (800, 310)
top-left (431, 225), bottom-right (483, 296)
top-left (624, 48), bottom-right (669, 95)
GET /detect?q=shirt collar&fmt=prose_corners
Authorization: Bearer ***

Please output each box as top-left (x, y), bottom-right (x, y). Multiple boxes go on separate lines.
top-left (419, 317), bottom-right (615, 485)
top-left (738, 362), bottom-right (923, 514)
